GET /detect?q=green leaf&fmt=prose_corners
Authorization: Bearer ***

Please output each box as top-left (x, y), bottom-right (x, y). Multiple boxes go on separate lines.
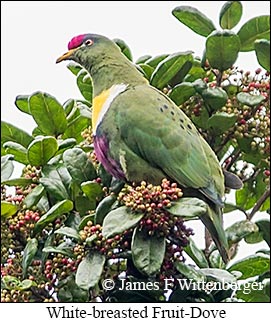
top-left (79, 214), bottom-right (95, 230)
top-left (1, 155), bottom-right (14, 181)
top-left (40, 165), bottom-right (70, 201)
top-left (1, 201), bottom-right (18, 219)
top-left (131, 228), bottom-right (166, 276)
top-left (3, 141), bottom-right (28, 164)
top-left (145, 54), bottom-right (169, 68)
top-left (67, 62), bottom-right (82, 76)
top-left (42, 246), bottom-right (74, 258)
top-left (169, 82), bottom-right (196, 105)
top-left (191, 106), bottom-right (210, 130)
top-left (236, 287), bottom-right (270, 302)
top-left (228, 254), bottom-right (270, 279)
top-left (95, 194), bottom-right (117, 225)
top-left (236, 182), bottom-right (257, 210)
top-left (236, 92), bottom-right (265, 106)
top-left (206, 30), bottom-right (240, 71)
top-left (27, 136), bottom-right (58, 166)
top-left (137, 64), bottom-right (154, 80)
top-left (1, 178), bottom-right (33, 187)
top-left (1, 121), bottom-right (33, 154)
top-left (63, 99), bottom-right (75, 116)
top-left (33, 200), bottom-right (73, 235)
top-left (114, 38), bottom-right (133, 61)
top-left (135, 55), bottom-right (152, 64)
top-left (172, 6), bottom-right (216, 37)
top-left (175, 261), bottom-right (205, 282)
top-left (58, 276), bottom-right (88, 302)
top-left (23, 184), bottom-right (45, 209)
top-left (201, 87), bottom-right (228, 111)
top-left (238, 15), bottom-right (270, 51)
top-left (150, 51), bottom-right (193, 89)
top-left (28, 92), bottom-right (67, 136)
top-left (102, 206), bottom-right (143, 238)
top-left (75, 251), bottom-right (105, 290)
top-left (55, 227), bottom-right (81, 241)
top-left (63, 148), bottom-right (96, 184)
top-left (244, 231), bottom-right (264, 244)
top-left (199, 268), bottom-right (237, 283)
top-left (57, 138), bottom-right (77, 153)
top-left (184, 237), bottom-right (209, 268)
top-left (14, 95), bottom-right (30, 115)
top-left (167, 197), bottom-right (208, 219)
top-left (219, 1), bottom-right (243, 29)
top-left (76, 69), bottom-right (92, 102)
top-left (226, 220), bottom-right (259, 246)
top-left (207, 112), bottom-right (237, 135)
top-left (256, 220), bottom-right (270, 247)
top-left (2, 276), bottom-right (36, 291)
top-left (81, 181), bottom-right (103, 204)
top-left (254, 39), bottom-right (270, 71)
top-left (22, 238), bottom-right (38, 278)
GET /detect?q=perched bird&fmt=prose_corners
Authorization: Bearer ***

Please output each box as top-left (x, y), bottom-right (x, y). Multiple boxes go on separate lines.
top-left (57, 33), bottom-right (242, 262)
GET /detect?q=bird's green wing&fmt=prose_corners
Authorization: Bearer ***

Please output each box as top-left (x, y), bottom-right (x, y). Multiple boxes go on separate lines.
top-left (112, 84), bottom-right (224, 205)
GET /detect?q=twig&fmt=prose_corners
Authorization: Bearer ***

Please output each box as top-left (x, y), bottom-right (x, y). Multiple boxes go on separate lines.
top-left (248, 187), bottom-right (270, 220)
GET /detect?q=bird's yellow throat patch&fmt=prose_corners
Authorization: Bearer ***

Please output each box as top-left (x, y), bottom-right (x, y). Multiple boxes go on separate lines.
top-left (92, 84), bottom-right (127, 135)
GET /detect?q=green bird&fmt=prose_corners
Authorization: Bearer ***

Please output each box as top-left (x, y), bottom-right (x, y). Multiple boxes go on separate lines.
top-left (57, 33), bottom-right (242, 263)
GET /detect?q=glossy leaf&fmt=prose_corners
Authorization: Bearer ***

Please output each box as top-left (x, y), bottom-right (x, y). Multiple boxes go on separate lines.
top-left (114, 38), bottom-right (133, 61)
top-left (206, 30), bottom-right (240, 71)
top-left (22, 238), bottom-right (38, 278)
top-left (137, 64), bottom-right (154, 80)
top-left (256, 220), bottom-right (270, 247)
top-left (14, 95), bottom-right (30, 115)
top-left (75, 251), bottom-right (105, 290)
top-left (57, 138), bottom-right (77, 153)
top-left (2, 177), bottom-right (33, 187)
top-left (58, 276), bottom-right (88, 302)
top-left (63, 148), bottom-right (96, 184)
top-left (145, 54), bottom-right (169, 68)
top-left (67, 62), bottom-right (82, 76)
top-left (132, 228), bottom-right (166, 276)
top-left (172, 6), bottom-right (216, 37)
top-left (39, 177), bottom-right (69, 201)
top-left (167, 197), bottom-right (208, 219)
top-left (102, 206), bottom-right (143, 238)
top-left (29, 92), bottom-right (67, 136)
top-left (95, 194), bottom-right (117, 225)
top-left (3, 141), bottom-right (28, 164)
top-left (219, 1), bottom-right (243, 29)
top-left (236, 92), bottom-right (265, 106)
top-left (169, 82), bottom-right (196, 105)
top-left (254, 39), bottom-right (270, 71)
top-left (1, 154), bottom-right (14, 181)
top-left (42, 246), bottom-right (74, 258)
top-left (1, 121), bottom-right (33, 154)
top-left (175, 261), bottom-right (205, 282)
top-left (1, 201), bottom-right (18, 219)
top-left (199, 268), bottom-right (236, 282)
top-left (76, 69), bottom-right (92, 102)
top-left (201, 87), bottom-right (228, 111)
top-left (79, 214), bottom-right (95, 231)
top-left (27, 136), bottom-right (58, 166)
top-left (55, 227), bottom-right (81, 241)
top-left (81, 181), bottom-right (103, 204)
top-left (238, 15), bottom-right (270, 51)
top-left (33, 200), bottom-right (73, 235)
top-left (23, 184), bottom-right (45, 209)
top-left (135, 55), bottom-right (152, 64)
top-left (150, 51), bottom-right (193, 89)
top-left (207, 112), bottom-right (237, 135)
top-left (184, 237), bottom-right (209, 268)
top-left (236, 287), bottom-right (270, 302)
top-left (226, 220), bottom-right (259, 246)
top-left (228, 254), bottom-right (270, 279)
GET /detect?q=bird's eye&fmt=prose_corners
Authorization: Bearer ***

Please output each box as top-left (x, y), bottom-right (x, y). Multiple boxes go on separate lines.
top-left (85, 39), bottom-right (93, 46)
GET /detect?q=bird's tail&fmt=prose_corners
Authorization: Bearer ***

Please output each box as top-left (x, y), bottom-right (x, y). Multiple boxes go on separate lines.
top-left (200, 204), bottom-right (229, 263)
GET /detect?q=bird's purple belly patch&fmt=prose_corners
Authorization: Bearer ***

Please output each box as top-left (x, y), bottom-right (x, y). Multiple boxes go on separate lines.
top-left (93, 135), bottom-right (125, 180)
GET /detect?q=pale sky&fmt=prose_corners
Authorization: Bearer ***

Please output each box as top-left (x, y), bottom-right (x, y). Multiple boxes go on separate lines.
top-left (1, 1), bottom-right (270, 262)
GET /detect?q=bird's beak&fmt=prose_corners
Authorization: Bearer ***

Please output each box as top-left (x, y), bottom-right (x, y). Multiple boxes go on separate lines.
top-left (56, 48), bottom-right (76, 63)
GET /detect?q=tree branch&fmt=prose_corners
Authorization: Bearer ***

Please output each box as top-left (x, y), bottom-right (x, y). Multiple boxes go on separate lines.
top-left (248, 187), bottom-right (270, 220)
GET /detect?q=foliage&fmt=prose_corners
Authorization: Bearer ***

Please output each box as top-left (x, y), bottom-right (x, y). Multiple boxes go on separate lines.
top-left (1, 1), bottom-right (270, 303)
